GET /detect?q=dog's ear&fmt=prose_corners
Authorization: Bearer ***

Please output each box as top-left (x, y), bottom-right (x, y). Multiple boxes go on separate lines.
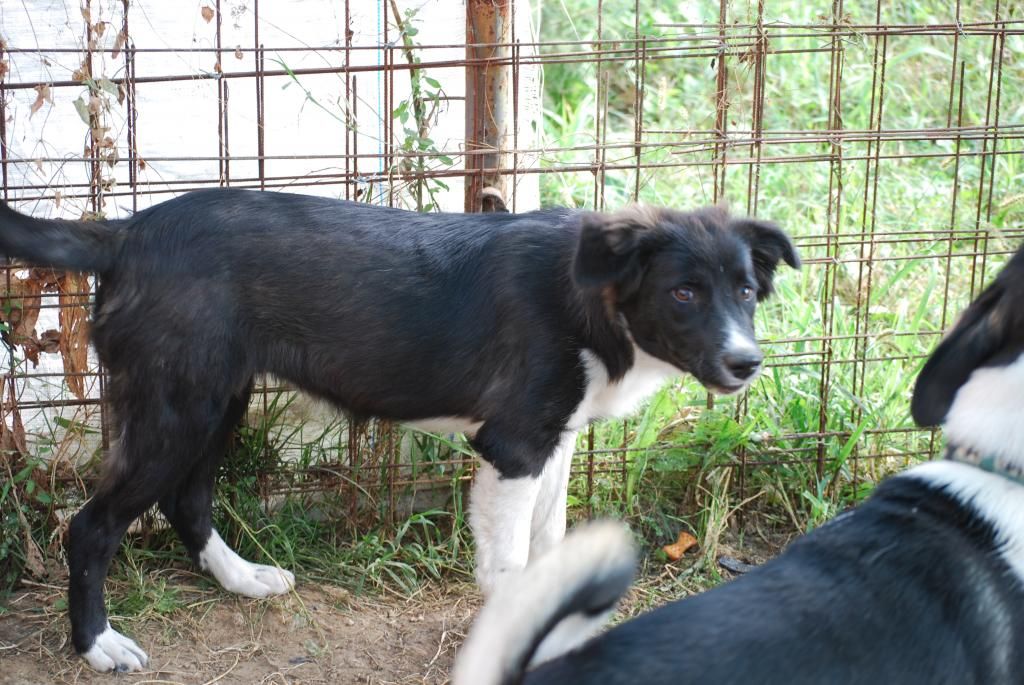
top-left (573, 209), bottom-right (659, 291)
top-left (731, 219), bottom-right (801, 301)
top-left (911, 269), bottom-right (1012, 427)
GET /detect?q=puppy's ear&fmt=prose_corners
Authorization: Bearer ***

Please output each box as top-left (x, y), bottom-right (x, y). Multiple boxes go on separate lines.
top-left (573, 209), bottom-right (659, 291)
top-left (911, 275), bottom-right (1009, 427)
top-left (731, 219), bottom-right (800, 301)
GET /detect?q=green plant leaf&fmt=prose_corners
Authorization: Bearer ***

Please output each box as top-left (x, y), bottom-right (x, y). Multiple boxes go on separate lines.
top-left (73, 96), bottom-right (91, 125)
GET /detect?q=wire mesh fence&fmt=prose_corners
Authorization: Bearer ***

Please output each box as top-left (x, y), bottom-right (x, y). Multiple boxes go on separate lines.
top-left (0, 0), bottom-right (1022, 565)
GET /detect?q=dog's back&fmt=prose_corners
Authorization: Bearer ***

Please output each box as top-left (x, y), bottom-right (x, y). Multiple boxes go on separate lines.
top-left (81, 189), bottom-right (582, 421)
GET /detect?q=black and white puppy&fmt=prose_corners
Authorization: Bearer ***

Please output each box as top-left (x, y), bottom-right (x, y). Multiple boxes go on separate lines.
top-left (0, 190), bottom-right (797, 672)
top-left (455, 244), bottom-right (1024, 685)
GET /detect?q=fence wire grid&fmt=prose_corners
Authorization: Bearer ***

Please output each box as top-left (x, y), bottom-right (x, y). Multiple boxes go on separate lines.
top-left (0, 0), bottom-right (1022, 545)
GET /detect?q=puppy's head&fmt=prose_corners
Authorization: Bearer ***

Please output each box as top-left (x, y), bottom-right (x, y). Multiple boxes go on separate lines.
top-left (911, 245), bottom-right (1024, 444)
top-left (573, 206), bottom-right (800, 394)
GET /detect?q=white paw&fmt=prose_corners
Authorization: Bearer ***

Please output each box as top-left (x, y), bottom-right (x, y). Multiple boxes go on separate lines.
top-left (199, 529), bottom-right (295, 599)
top-left (222, 560), bottom-right (296, 598)
top-left (475, 564), bottom-right (522, 598)
top-left (81, 623), bottom-right (149, 673)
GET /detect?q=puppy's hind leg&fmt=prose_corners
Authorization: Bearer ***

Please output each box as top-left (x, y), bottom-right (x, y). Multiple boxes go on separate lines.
top-left (69, 386), bottom-right (233, 673)
top-left (158, 387), bottom-right (294, 599)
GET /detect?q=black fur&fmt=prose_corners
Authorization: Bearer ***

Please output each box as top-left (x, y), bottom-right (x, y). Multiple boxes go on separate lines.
top-left (0, 189), bottom-right (796, 665)
top-left (912, 244), bottom-right (1024, 426)
top-left (522, 478), bottom-right (1024, 685)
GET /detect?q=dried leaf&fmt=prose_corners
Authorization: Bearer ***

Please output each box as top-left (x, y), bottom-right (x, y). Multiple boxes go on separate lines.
top-left (71, 59), bottom-right (90, 82)
top-left (30, 268), bottom-right (64, 292)
top-left (112, 30), bottom-right (127, 59)
top-left (58, 272), bottom-right (91, 400)
top-left (39, 329), bottom-right (61, 354)
top-left (54, 190), bottom-right (62, 208)
top-left (201, 5), bottom-right (215, 22)
top-left (93, 21), bottom-right (106, 38)
top-left (5, 374), bottom-right (28, 456)
top-left (22, 342), bottom-right (40, 365)
top-left (80, 5), bottom-right (92, 24)
top-left (662, 531), bottom-right (698, 561)
top-left (1, 272), bottom-right (43, 351)
top-left (30, 84), bottom-right (52, 117)
top-left (0, 60), bottom-right (8, 83)
top-left (138, 158), bottom-right (147, 171)
top-left (234, 46), bottom-right (243, 60)
top-left (213, 60), bottom-right (222, 74)
top-left (22, 525), bottom-right (47, 578)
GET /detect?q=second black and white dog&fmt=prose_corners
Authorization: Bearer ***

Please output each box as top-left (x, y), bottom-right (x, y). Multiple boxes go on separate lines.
top-left (0, 190), bottom-right (798, 671)
top-left (455, 243), bottom-right (1024, 685)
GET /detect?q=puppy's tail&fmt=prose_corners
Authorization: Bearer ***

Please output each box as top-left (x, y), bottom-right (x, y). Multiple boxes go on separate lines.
top-left (453, 520), bottom-right (636, 685)
top-left (0, 201), bottom-right (119, 273)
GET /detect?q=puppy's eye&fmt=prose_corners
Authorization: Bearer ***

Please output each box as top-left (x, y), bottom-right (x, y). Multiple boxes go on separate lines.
top-left (672, 288), bottom-right (694, 303)
top-left (739, 286), bottom-right (755, 301)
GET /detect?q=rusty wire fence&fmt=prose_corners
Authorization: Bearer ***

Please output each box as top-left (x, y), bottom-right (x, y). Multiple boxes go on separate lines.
top-left (1, 0), bottom-right (1023, 572)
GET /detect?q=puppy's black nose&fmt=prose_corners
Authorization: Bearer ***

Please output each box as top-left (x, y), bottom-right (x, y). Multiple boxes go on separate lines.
top-left (724, 352), bottom-right (763, 380)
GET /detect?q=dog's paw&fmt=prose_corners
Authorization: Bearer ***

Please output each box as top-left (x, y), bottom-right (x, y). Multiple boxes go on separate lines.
top-left (475, 565), bottom-right (522, 598)
top-left (81, 623), bottom-right (148, 673)
top-left (200, 530), bottom-right (295, 598)
top-left (220, 560), bottom-right (296, 598)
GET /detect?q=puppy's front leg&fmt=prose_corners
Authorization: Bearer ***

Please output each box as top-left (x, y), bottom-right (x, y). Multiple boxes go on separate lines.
top-left (529, 431), bottom-right (577, 562)
top-left (469, 459), bottom-right (542, 596)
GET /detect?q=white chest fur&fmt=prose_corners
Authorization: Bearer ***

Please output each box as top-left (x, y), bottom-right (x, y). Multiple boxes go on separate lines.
top-left (567, 347), bottom-right (679, 430)
top-left (942, 355), bottom-right (1024, 465)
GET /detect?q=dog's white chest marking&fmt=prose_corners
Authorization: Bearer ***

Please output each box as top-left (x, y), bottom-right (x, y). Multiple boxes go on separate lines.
top-left (942, 356), bottom-right (1024, 465)
top-left (568, 347), bottom-right (679, 430)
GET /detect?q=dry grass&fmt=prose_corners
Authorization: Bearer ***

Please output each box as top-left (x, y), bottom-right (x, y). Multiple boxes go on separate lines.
top-left (0, 575), bottom-right (479, 685)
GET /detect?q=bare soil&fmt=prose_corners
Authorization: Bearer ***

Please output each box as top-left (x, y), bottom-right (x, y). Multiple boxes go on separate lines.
top-left (0, 530), bottom-right (786, 685)
top-left (0, 578), bottom-right (479, 685)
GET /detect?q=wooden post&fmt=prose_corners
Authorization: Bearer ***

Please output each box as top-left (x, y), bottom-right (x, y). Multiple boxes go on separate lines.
top-left (465, 0), bottom-right (512, 212)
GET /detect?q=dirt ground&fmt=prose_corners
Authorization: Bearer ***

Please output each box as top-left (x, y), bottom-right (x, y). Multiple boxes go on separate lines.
top-left (0, 532), bottom-right (783, 685)
top-left (0, 578), bottom-right (479, 685)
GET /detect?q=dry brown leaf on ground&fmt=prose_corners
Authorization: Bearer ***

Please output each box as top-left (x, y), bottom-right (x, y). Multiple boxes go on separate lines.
top-left (663, 531), bottom-right (698, 561)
